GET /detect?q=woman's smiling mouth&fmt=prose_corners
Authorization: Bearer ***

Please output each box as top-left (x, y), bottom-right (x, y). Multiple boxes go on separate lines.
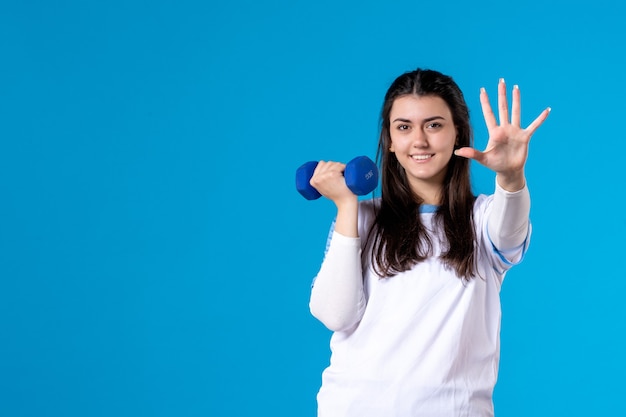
top-left (411, 154), bottom-right (434, 161)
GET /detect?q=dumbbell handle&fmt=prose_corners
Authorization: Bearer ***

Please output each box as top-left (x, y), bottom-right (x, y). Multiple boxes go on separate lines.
top-left (295, 155), bottom-right (379, 200)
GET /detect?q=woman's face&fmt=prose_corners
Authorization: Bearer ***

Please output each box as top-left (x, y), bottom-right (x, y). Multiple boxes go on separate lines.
top-left (389, 94), bottom-right (457, 200)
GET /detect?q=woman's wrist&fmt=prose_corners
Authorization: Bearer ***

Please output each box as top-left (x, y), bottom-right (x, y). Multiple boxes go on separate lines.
top-left (495, 171), bottom-right (526, 192)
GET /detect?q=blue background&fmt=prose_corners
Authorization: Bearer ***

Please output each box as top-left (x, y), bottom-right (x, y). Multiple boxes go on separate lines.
top-left (1, 0), bottom-right (625, 416)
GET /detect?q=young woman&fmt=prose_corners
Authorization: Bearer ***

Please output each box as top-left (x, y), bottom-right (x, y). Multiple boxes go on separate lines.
top-left (308, 68), bottom-right (550, 416)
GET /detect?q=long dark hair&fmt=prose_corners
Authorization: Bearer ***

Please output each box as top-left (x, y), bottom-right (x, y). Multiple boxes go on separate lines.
top-left (367, 68), bottom-right (477, 280)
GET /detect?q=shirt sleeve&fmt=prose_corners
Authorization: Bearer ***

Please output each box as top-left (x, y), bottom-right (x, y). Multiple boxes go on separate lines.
top-left (309, 230), bottom-right (367, 332)
top-left (487, 179), bottom-right (531, 252)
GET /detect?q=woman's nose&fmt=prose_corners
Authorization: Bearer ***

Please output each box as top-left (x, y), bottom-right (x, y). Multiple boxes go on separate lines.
top-left (412, 129), bottom-right (428, 148)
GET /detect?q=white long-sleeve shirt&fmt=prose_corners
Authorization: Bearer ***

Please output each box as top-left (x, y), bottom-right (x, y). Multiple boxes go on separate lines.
top-left (310, 182), bottom-right (531, 417)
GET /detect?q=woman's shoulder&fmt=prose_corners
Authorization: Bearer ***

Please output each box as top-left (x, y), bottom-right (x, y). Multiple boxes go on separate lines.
top-left (358, 196), bottom-right (380, 207)
top-left (473, 193), bottom-right (493, 212)
top-left (471, 193), bottom-right (496, 233)
top-left (358, 197), bottom-right (380, 216)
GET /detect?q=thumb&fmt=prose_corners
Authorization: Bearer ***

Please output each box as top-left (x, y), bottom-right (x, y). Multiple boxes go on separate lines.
top-left (454, 147), bottom-right (483, 161)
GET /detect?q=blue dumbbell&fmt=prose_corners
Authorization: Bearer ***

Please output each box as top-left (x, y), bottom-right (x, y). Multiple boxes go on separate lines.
top-left (295, 155), bottom-right (379, 200)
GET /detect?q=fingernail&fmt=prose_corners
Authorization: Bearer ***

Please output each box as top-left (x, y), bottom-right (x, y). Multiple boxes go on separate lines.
top-left (514, 84), bottom-right (519, 89)
top-left (547, 107), bottom-right (552, 112)
top-left (500, 78), bottom-right (505, 84)
top-left (480, 87), bottom-right (486, 93)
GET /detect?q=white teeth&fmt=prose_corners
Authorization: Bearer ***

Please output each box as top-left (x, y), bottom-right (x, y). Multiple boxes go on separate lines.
top-left (412, 154), bottom-right (433, 160)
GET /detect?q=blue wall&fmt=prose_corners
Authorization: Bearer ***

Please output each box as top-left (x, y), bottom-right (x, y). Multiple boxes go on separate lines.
top-left (1, 0), bottom-right (625, 415)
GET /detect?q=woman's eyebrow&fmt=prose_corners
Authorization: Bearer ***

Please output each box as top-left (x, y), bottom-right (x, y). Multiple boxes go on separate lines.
top-left (392, 116), bottom-right (446, 123)
top-left (392, 118), bottom-right (413, 123)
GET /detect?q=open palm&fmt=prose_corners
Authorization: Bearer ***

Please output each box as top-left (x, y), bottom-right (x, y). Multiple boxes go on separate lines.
top-left (455, 79), bottom-right (550, 187)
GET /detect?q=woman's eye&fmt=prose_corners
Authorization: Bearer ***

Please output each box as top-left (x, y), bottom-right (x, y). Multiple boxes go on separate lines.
top-left (427, 122), bottom-right (442, 129)
top-left (397, 124), bottom-right (410, 131)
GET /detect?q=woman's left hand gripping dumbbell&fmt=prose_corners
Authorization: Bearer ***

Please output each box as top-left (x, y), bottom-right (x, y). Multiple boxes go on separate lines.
top-left (310, 161), bottom-right (358, 205)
